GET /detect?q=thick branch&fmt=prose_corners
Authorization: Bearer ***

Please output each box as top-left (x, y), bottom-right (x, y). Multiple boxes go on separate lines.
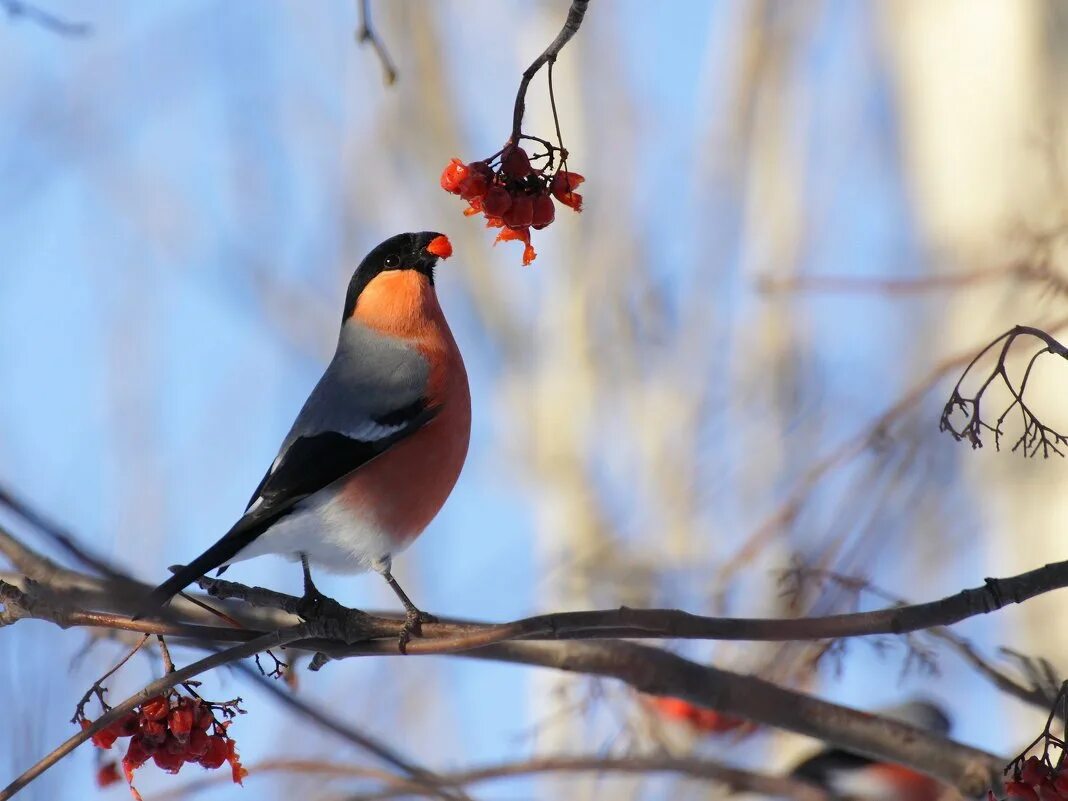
top-left (9, 554), bottom-right (1068, 657)
top-left (457, 640), bottom-right (1001, 797)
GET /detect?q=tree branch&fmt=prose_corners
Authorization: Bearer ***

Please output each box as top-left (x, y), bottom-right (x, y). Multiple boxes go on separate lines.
top-left (456, 640), bottom-right (1001, 797)
top-left (510, 0), bottom-right (590, 143)
top-left (355, 0), bottom-right (397, 85)
top-left (156, 754), bottom-right (829, 801)
top-left (0, 0), bottom-right (89, 37)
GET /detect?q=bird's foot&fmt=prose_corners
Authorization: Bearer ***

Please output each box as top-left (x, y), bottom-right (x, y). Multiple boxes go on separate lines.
top-left (397, 607), bottom-right (437, 655)
top-left (296, 584), bottom-right (334, 621)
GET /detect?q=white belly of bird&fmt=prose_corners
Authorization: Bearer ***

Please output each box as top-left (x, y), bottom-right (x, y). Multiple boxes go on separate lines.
top-left (227, 486), bottom-right (401, 574)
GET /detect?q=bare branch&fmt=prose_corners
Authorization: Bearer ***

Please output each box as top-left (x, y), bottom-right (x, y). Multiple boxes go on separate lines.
top-left (356, 0), bottom-right (397, 85)
top-left (510, 0), bottom-right (590, 143)
top-left (940, 325), bottom-right (1068, 457)
top-left (719, 314), bottom-right (1068, 585)
top-left (157, 754), bottom-right (829, 801)
top-left (456, 640), bottom-right (1002, 797)
top-left (0, 0), bottom-right (89, 37)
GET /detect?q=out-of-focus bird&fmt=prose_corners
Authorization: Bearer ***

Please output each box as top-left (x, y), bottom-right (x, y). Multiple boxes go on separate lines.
top-left (790, 700), bottom-right (951, 801)
top-left (137, 231), bottom-right (469, 645)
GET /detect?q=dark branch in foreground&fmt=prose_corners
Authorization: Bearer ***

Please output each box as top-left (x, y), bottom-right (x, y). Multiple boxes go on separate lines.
top-left (0, 520), bottom-right (1040, 797)
top-left (0, 0), bottom-right (89, 36)
top-left (941, 325), bottom-right (1068, 457)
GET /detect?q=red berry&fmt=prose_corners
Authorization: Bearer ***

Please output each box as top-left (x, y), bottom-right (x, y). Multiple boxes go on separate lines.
top-left (140, 696), bottom-right (169, 721)
top-left (169, 704), bottom-right (194, 740)
top-left (502, 146), bottom-right (532, 179)
top-left (531, 193), bottom-right (556, 229)
top-left (459, 174), bottom-right (489, 201)
top-left (1007, 781), bottom-right (1040, 801)
top-left (196, 708), bottom-right (215, 731)
top-left (96, 762), bottom-right (121, 788)
top-left (153, 746), bottom-right (185, 774)
top-left (1023, 758), bottom-right (1051, 785)
top-left (115, 712), bottom-right (140, 738)
top-left (124, 737), bottom-right (151, 770)
top-left (458, 161), bottom-right (493, 201)
top-left (550, 170), bottom-right (584, 196)
top-left (503, 195), bottom-right (534, 229)
top-left (482, 185), bottom-right (513, 217)
top-left (91, 727), bottom-right (118, 750)
top-left (1038, 782), bottom-right (1063, 801)
top-left (198, 736), bottom-right (229, 770)
top-left (140, 718), bottom-right (166, 743)
top-left (1054, 773), bottom-right (1068, 796)
top-left (463, 196), bottom-right (483, 216)
top-left (439, 158), bottom-right (468, 194)
top-left (187, 728), bottom-right (210, 758)
top-left (164, 733), bottom-right (188, 755)
top-left (550, 170), bottom-right (584, 211)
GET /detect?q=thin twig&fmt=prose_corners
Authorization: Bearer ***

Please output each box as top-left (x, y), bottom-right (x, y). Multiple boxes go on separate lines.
top-left (154, 754), bottom-right (831, 801)
top-left (0, 0), bottom-right (90, 36)
top-left (510, 0), bottom-right (590, 142)
top-left (356, 0), bottom-right (397, 85)
top-left (234, 664), bottom-right (471, 801)
top-left (717, 315), bottom-right (1068, 589)
top-left (70, 634), bottom-right (149, 722)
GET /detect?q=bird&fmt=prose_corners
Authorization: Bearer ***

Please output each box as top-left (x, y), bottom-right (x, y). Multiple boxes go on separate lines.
top-left (136, 230), bottom-right (470, 645)
top-left (789, 700), bottom-right (950, 801)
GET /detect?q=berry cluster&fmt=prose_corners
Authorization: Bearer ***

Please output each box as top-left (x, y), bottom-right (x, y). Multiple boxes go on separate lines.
top-left (645, 695), bottom-right (748, 735)
top-left (995, 756), bottom-right (1068, 801)
top-left (441, 141), bottom-right (584, 266)
top-left (79, 691), bottom-right (246, 800)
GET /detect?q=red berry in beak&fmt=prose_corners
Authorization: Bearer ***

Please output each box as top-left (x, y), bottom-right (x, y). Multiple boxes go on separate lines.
top-left (426, 235), bottom-right (453, 259)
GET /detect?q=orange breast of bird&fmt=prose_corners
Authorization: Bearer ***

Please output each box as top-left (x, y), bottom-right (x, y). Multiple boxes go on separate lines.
top-left (345, 270), bottom-right (472, 546)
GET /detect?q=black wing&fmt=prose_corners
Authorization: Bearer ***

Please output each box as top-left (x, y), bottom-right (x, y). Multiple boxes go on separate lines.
top-left (135, 402), bottom-right (437, 617)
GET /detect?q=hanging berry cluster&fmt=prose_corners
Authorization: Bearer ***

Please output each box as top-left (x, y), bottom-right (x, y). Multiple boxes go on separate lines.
top-left (994, 756), bottom-right (1068, 801)
top-left (989, 684), bottom-right (1068, 801)
top-left (441, 140), bottom-right (584, 266)
top-left (77, 690), bottom-right (246, 800)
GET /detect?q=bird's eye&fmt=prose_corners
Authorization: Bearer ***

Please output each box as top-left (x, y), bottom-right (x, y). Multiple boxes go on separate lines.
top-left (383, 255), bottom-right (400, 268)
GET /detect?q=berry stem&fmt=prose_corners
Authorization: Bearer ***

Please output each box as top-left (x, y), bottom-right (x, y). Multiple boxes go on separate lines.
top-left (509, 0), bottom-right (590, 145)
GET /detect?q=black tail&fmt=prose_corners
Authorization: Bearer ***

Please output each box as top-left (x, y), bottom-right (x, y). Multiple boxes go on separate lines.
top-left (132, 519), bottom-right (265, 619)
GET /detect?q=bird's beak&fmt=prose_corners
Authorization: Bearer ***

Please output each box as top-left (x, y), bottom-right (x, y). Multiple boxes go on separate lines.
top-left (412, 232), bottom-right (451, 281)
top-left (425, 234), bottom-right (453, 260)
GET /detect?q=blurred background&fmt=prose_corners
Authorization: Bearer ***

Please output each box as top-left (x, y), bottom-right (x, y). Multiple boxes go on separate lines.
top-left (2, 1), bottom-right (1068, 799)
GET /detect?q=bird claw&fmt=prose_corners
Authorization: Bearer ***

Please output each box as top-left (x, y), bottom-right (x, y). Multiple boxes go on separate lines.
top-left (397, 608), bottom-right (436, 654)
top-left (297, 586), bottom-right (334, 621)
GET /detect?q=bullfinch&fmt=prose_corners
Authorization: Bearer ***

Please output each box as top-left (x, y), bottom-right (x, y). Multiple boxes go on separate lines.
top-left (137, 231), bottom-right (470, 641)
top-left (790, 700), bottom-right (950, 801)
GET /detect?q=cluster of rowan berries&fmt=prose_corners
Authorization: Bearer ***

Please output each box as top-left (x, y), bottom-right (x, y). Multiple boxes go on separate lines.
top-left (441, 142), bottom-right (584, 266)
top-left (995, 756), bottom-right (1068, 801)
top-left (645, 695), bottom-right (748, 735)
top-left (79, 691), bottom-right (246, 799)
